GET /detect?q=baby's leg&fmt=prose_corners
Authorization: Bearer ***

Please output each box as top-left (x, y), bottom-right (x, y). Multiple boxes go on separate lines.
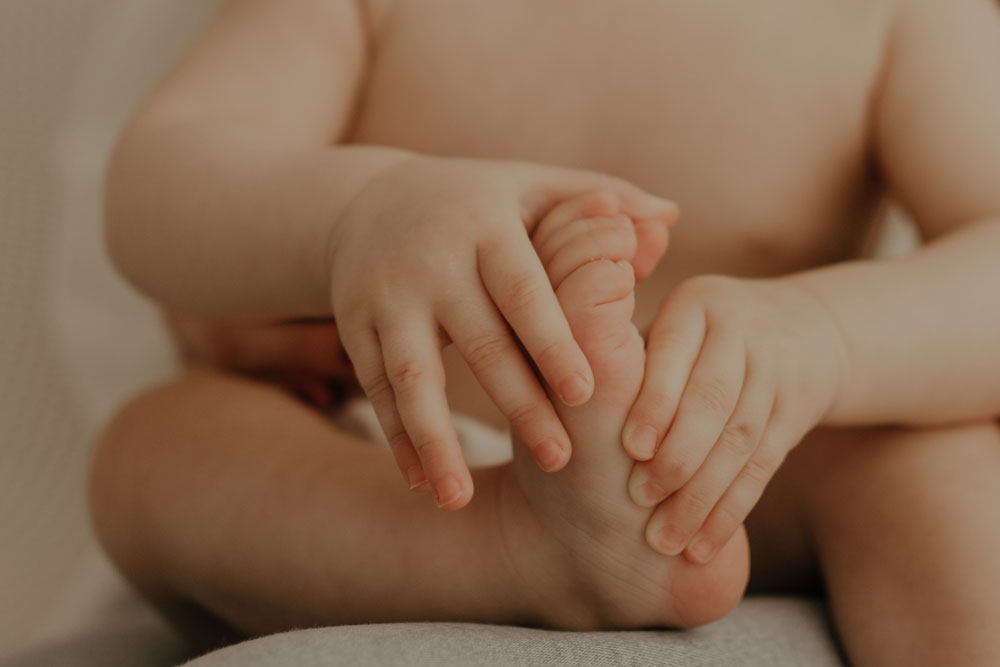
top-left (91, 255), bottom-right (749, 646)
top-left (748, 422), bottom-right (1000, 667)
top-left (502, 256), bottom-right (749, 629)
top-left (90, 371), bottom-right (539, 645)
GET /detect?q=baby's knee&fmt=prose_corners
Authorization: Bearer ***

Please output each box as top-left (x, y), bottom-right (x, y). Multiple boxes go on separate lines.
top-left (90, 372), bottom-right (248, 562)
top-left (873, 420), bottom-right (1000, 471)
top-left (802, 420), bottom-right (997, 469)
top-left (90, 375), bottom-right (195, 568)
top-left (797, 421), bottom-right (1000, 512)
top-left (93, 372), bottom-right (212, 484)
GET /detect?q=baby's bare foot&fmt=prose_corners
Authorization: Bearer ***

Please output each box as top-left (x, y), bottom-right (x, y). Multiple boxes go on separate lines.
top-left (499, 257), bottom-right (749, 629)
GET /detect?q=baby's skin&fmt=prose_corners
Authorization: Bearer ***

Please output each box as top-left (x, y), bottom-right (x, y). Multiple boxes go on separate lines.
top-left (504, 224), bottom-right (749, 629)
top-left (94, 1), bottom-right (1000, 665)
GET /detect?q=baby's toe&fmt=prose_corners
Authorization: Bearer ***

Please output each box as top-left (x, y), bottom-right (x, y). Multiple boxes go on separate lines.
top-left (554, 259), bottom-right (639, 385)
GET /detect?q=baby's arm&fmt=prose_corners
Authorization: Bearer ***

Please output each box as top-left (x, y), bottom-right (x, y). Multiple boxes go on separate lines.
top-left (622, 0), bottom-right (1000, 562)
top-left (106, 0), bottom-right (392, 319)
top-left (108, 0), bottom-right (677, 508)
top-left (783, 0), bottom-right (1000, 424)
top-left (163, 311), bottom-right (358, 409)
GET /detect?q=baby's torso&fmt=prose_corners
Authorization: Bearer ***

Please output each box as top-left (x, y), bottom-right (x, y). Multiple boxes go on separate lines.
top-left (349, 0), bottom-right (895, 424)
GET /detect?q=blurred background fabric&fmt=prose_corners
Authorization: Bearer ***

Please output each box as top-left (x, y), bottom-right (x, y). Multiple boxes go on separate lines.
top-left (0, 1), bottom-right (217, 659)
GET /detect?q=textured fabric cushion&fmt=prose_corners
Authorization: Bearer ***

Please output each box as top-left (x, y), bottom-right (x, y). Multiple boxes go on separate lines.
top-left (183, 599), bottom-right (843, 667)
top-left (0, 598), bottom-right (843, 667)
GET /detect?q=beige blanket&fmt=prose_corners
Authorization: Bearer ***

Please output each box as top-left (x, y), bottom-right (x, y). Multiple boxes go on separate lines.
top-left (0, 1), bottom-right (216, 656)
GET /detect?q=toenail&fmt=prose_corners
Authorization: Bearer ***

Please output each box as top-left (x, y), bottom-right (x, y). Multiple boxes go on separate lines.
top-left (642, 480), bottom-right (668, 506)
top-left (624, 423), bottom-right (658, 460)
top-left (434, 476), bottom-right (463, 508)
top-left (628, 468), bottom-right (666, 507)
top-left (535, 440), bottom-right (566, 471)
top-left (651, 522), bottom-right (686, 557)
top-left (688, 537), bottom-right (714, 564)
top-left (628, 468), bottom-right (648, 504)
top-left (637, 218), bottom-right (667, 234)
top-left (558, 373), bottom-right (592, 406)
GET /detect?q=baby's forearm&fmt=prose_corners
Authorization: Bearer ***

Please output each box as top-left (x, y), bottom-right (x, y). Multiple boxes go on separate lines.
top-left (106, 124), bottom-right (411, 319)
top-left (788, 217), bottom-right (1000, 426)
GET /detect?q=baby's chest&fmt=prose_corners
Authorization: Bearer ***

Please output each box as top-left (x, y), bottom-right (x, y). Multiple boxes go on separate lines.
top-left (354, 0), bottom-right (892, 274)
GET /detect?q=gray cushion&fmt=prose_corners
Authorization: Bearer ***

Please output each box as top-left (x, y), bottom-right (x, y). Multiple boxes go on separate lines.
top-left (184, 598), bottom-right (844, 667)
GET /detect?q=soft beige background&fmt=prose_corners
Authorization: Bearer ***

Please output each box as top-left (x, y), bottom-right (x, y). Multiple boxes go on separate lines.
top-left (0, 1), bottom-right (920, 660)
top-left (0, 1), bottom-right (217, 657)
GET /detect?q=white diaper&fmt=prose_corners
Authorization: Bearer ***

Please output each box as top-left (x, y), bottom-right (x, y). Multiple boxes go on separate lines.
top-left (334, 398), bottom-right (514, 468)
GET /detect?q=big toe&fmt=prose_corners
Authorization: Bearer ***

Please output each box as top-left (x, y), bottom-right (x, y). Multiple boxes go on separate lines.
top-left (555, 259), bottom-right (641, 391)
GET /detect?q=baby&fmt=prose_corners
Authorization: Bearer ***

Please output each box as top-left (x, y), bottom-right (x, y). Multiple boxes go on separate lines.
top-left (91, 1), bottom-right (1000, 664)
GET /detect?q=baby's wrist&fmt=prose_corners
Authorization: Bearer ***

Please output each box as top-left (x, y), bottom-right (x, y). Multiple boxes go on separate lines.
top-left (780, 277), bottom-right (854, 425)
top-left (322, 148), bottom-right (422, 292)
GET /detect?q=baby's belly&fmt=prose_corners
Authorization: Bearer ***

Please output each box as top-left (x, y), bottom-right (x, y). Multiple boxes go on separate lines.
top-left (355, 0), bottom-right (890, 425)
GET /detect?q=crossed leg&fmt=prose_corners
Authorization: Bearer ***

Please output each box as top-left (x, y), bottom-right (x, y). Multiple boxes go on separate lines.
top-left (89, 256), bottom-right (748, 648)
top-left (748, 421), bottom-right (1000, 667)
top-left (91, 222), bottom-right (1000, 662)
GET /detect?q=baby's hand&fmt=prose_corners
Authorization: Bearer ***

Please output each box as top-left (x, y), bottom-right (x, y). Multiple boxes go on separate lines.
top-left (622, 276), bottom-right (848, 562)
top-left (163, 312), bottom-right (358, 408)
top-left (328, 156), bottom-right (677, 509)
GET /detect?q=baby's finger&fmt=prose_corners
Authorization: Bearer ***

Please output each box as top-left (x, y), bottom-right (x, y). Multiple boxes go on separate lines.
top-left (378, 318), bottom-right (473, 510)
top-left (338, 325), bottom-right (428, 492)
top-left (478, 231), bottom-right (594, 407)
top-left (441, 302), bottom-right (573, 471)
top-left (623, 297), bottom-right (707, 461)
top-left (628, 327), bottom-right (745, 510)
top-left (540, 216), bottom-right (638, 290)
top-left (644, 357), bottom-right (774, 558)
top-left (685, 416), bottom-right (795, 564)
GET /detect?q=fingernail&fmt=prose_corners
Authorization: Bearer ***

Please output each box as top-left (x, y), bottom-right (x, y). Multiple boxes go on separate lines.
top-left (406, 465), bottom-right (428, 491)
top-left (558, 373), bottom-right (591, 406)
top-left (628, 467), bottom-right (666, 507)
top-left (535, 440), bottom-right (567, 472)
top-left (623, 423), bottom-right (658, 460)
top-left (434, 475), bottom-right (463, 508)
top-left (648, 519), bottom-right (686, 557)
top-left (687, 537), bottom-right (714, 564)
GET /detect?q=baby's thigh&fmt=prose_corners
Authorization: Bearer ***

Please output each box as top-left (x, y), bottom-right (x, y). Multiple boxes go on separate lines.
top-left (746, 421), bottom-right (1000, 593)
top-left (92, 370), bottom-right (373, 522)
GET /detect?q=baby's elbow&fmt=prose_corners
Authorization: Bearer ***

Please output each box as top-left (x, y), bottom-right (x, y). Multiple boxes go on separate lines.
top-left (102, 124), bottom-right (169, 297)
top-left (104, 131), bottom-right (139, 274)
